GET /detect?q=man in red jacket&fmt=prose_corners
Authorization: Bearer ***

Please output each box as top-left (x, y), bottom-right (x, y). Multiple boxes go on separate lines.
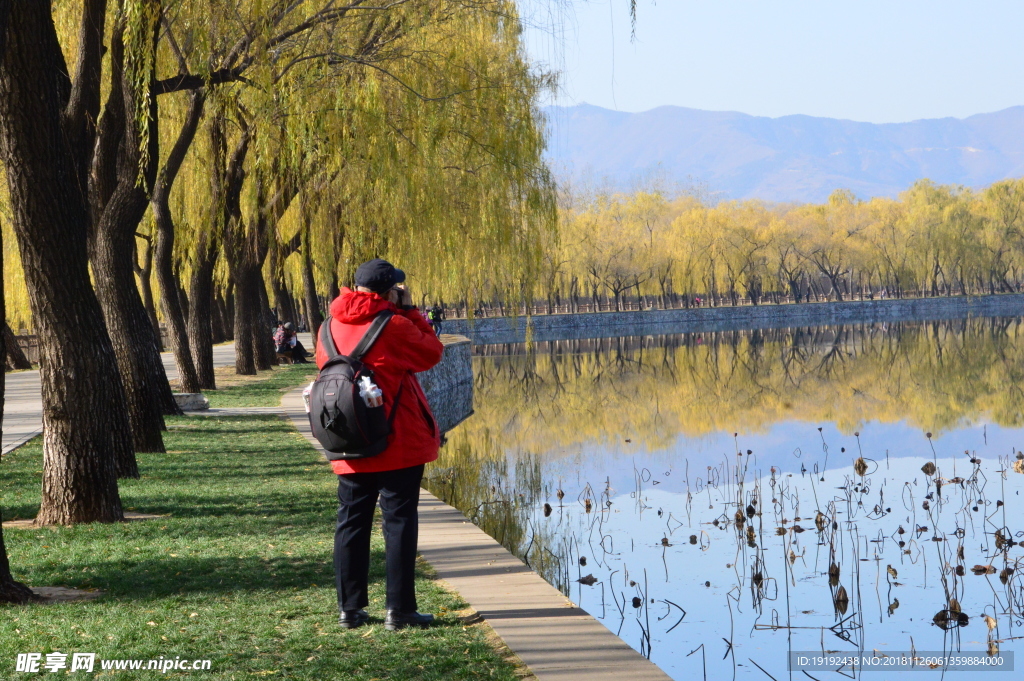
top-left (315, 259), bottom-right (444, 631)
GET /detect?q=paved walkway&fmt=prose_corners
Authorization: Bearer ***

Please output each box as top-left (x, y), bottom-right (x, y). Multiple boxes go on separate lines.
top-left (281, 387), bottom-right (670, 681)
top-left (1, 335), bottom-right (312, 454)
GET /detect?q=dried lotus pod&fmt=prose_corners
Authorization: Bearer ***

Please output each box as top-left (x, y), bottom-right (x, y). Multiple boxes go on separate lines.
top-left (829, 563), bottom-right (841, 579)
top-left (834, 585), bottom-right (850, 615)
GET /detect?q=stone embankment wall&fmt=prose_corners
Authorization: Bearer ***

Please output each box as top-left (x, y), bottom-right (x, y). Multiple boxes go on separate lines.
top-left (416, 334), bottom-right (473, 433)
top-left (443, 294), bottom-right (1024, 345)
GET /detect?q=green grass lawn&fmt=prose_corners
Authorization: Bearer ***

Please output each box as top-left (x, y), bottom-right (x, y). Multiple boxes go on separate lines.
top-left (203, 363), bottom-right (319, 408)
top-left (0, 367), bottom-right (524, 679)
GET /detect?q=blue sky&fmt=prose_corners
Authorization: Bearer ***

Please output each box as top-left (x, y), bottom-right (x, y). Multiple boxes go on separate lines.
top-left (521, 0), bottom-right (1024, 123)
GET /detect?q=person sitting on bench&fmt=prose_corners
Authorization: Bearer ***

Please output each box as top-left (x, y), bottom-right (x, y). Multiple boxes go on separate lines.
top-left (274, 322), bottom-right (309, 363)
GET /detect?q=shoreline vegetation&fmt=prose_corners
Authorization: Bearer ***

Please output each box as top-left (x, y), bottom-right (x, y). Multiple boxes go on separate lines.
top-left (0, 368), bottom-right (528, 680)
top-left (404, 181), bottom-right (1024, 320)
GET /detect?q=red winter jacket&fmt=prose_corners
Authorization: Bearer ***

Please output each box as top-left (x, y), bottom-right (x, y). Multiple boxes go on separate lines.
top-left (315, 288), bottom-right (444, 475)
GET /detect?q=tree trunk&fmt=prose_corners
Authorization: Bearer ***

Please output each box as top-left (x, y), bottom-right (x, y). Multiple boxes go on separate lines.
top-left (187, 230), bottom-right (218, 390)
top-left (152, 89), bottom-right (205, 394)
top-left (93, 195), bottom-right (170, 459)
top-left (302, 227), bottom-right (324, 342)
top-left (0, 148), bottom-right (38, 601)
top-left (214, 117), bottom-right (271, 376)
top-left (0, 507), bottom-right (36, 603)
top-left (0, 2), bottom-right (127, 523)
top-left (269, 243), bottom-right (298, 324)
top-left (223, 284), bottom-right (235, 340)
top-left (177, 284), bottom-right (190, 325)
top-left (134, 235), bottom-right (162, 350)
top-left (255, 274), bottom-right (276, 370)
top-left (211, 287), bottom-right (229, 344)
top-left (232, 266), bottom-right (260, 375)
top-left (89, 69), bottom-right (171, 456)
top-left (273, 277), bottom-right (298, 325)
top-left (90, 21), bottom-right (182, 461)
top-left (3, 322), bottom-right (31, 369)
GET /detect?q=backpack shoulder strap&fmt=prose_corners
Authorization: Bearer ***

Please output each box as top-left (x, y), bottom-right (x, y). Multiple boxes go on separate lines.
top-left (319, 318), bottom-right (339, 360)
top-left (350, 310), bottom-right (394, 360)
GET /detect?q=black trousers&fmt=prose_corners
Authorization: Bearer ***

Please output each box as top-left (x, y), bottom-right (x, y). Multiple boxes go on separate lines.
top-left (334, 464), bottom-right (424, 612)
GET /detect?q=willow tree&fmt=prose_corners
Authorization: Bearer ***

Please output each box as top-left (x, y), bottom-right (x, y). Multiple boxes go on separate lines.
top-left (77, 0), bottom-right (185, 462)
top-left (0, 2), bottom-right (129, 524)
top-left (153, 0), bottom-right (556, 379)
top-left (290, 1), bottom-right (556, 318)
top-left (150, 1), bottom-right (495, 377)
top-left (70, 0), bottom-right (436, 443)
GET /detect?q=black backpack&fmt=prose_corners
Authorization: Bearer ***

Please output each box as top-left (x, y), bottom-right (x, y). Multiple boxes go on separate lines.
top-left (308, 311), bottom-right (404, 460)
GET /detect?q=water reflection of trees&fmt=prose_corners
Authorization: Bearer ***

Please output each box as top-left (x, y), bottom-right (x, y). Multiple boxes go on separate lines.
top-left (425, 317), bottom-right (1024, 619)
top-left (470, 318), bottom-right (1024, 453)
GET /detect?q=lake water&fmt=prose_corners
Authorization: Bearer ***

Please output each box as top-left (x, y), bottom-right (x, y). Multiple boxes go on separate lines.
top-left (424, 319), bottom-right (1024, 680)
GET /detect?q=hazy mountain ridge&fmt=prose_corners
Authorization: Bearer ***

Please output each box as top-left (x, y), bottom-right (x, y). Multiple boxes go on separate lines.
top-left (543, 103), bottom-right (1024, 203)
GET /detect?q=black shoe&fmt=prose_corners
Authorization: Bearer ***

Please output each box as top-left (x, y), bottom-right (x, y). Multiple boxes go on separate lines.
top-left (384, 610), bottom-right (434, 631)
top-left (339, 609), bottom-right (369, 629)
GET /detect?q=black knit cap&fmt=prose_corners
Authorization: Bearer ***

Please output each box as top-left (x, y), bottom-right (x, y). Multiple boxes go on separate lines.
top-left (354, 258), bottom-right (406, 294)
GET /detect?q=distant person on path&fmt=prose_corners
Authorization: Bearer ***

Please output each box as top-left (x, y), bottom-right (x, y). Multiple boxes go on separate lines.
top-left (274, 322), bottom-right (309, 363)
top-left (315, 258), bottom-right (444, 631)
top-left (427, 304), bottom-right (444, 335)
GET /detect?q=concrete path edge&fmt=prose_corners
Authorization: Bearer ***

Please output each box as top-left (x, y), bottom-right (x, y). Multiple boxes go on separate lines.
top-left (281, 387), bottom-right (671, 680)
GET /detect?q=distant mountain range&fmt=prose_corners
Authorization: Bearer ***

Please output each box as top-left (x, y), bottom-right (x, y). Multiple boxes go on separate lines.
top-left (542, 104), bottom-right (1024, 203)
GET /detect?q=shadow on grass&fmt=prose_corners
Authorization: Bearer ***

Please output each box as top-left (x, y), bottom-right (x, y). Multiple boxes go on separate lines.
top-left (50, 547), bottom-right (393, 600)
top-left (1, 416), bottom-right (328, 520)
top-left (205, 364), bottom-right (318, 407)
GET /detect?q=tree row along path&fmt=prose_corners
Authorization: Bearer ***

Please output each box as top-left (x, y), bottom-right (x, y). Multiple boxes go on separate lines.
top-left (1, 334), bottom-right (313, 454)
